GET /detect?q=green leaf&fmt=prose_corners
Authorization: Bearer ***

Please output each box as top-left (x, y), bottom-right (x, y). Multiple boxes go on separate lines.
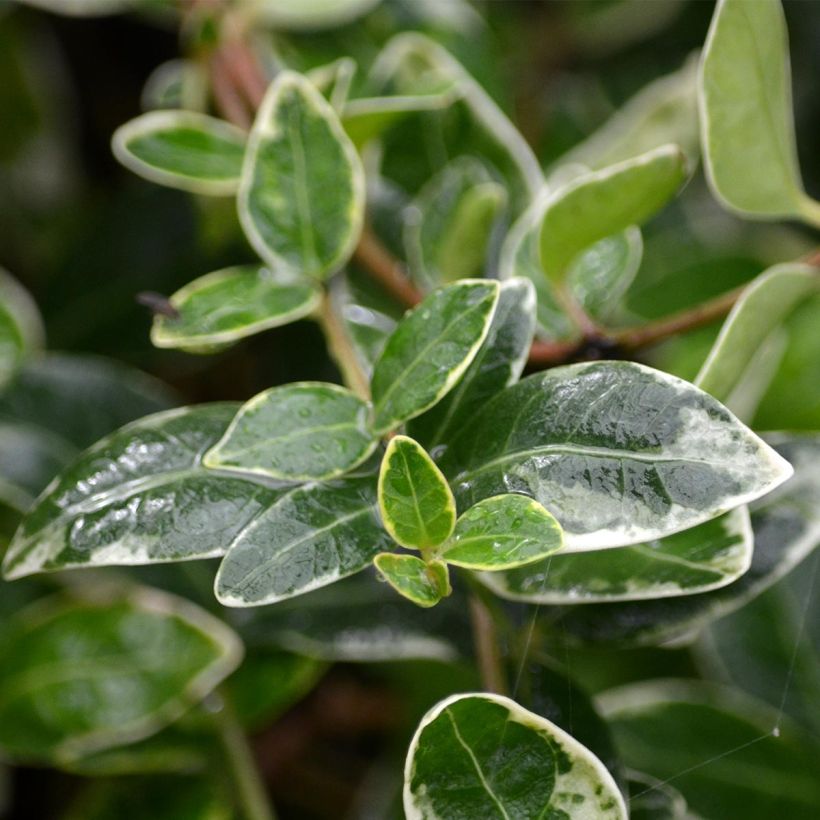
top-left (539, 145), bottom-right (687, 282)
top-left (404, 158), bottom-right (506, 290)
top-left (306, 57), bottom-right (356, 111)
top-left (215, 474), bottom-right (392, 607)
top-left (404, 693), bottom-right (627, 819)
top-left (66, 775), bottom-right (233, 820)
top-left (111, 111), bottom-right (247, 196)
top-left (238, 574), bottom-right (464, 662)
top-left (374, 553), bottom-right (451, 608)
top-left (244, 0), bottom-right (382, 30)
top-left (238, 71), bottom-right (365, 279)
top-left (560, 54), bottom-right (699, 171)
top-left (484, 506), bottom-right (752, 603)
top-left (441, 494), bottom-right (563, 571)
top-left (626, 771), bottom-right (689, 820)
top-left (699, 0), bottom-right (820, 224)
top-left (696, 263), bottom-right (820, 406)
top-left (2, 404), bottom-right (283, 580)
top-left (0, 588), bottom-right (241, 763)
top-left (441, 361), bottom-right (792, 551)
top-left (16, 0), bottom-right (132, 15)
top-left (150, 264), bottom-right (321, 350)
top-left (0, 352), bottom-right (178, 451)
top-left (378, 435), bottom-right (455, 551)
top-left (408, 279), bottom-right (536, 452)
top-left (204, 382), bottom-right (377, 482)
top-left (370, 280), bottom-right (499, 434)
top-left (0, 268), bottom-right (44, 388)
top-left (567, 227), bottom-right (643, 324)
top-left (600, 680), bottom-right (820, 820)
top-left (549, 434), bottom-right (820, 646)
top-left (342, 91), bottom-right (460, 148)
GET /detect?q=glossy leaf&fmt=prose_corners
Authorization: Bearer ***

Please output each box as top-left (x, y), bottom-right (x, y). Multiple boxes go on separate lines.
top-left (151, 264), bottom-right (320, 350)
top-left (239, 574), bottom-right (465, 662)
top-left (441, 494), bottom-right (563, 571)
top-left (205, 382), bottom-right (377, 481)
top-left (404, 693), bottom-right (627, 819)
top-left (238, 71), bottom-right (365, 279)
top-left (215, 475), bottom-right (392, 607)
top-left (484, 506), bottom-right (752, 603)
top-left (550, 434), bottom-right (820, 646)
top-left (408, 278), bottom-right (535, 451)
top-left (370, 280), bottom-right (499, 434)
top-left (378, 435), bottom-right (455, 551)
top-left (441, 361), bottom-right (792, 551)
top-left (374, 553), bottom-right (451, 608)
top-left (696, 263), bottom-right (819, 405)
top-left (600, 680), bottom-right (820, 820)
top-left (0, 269), bottom-right (44, 388)
top-left (561, 54), bottom-right (699, 170)
top-left (699, 0), bottom-right (820, 224)
top-left (112, 111), bottom-right (247, 196)
top-left (245, 0), bottom-right (382, 30)
top-left (0, 588), bottom-right (241, 763)
top-left (2, 404), bottom-right (283, 579)
top-left (539, 145), bottom-right (687, 281)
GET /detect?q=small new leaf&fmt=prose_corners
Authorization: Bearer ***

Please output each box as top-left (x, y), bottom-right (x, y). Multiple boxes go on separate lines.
top-left (440, 493), bottom-right (563, 570)
top-left (238, 71), bottom-right (365, 279)
top-left (374, 553), bottom-right (450, 608)
top-left (370, 280), bottom-right (499, 434)
top-left (111, 111), bottom-right (247, 196)
top-left (205, 382), bottom-right (377, 482)
top-left (378, 435), bottom-right (455, 551)
top-left (539, 144), bottom-right (687, 282)
top-left (151, 264), bottom-right (321, 350)
top-left (404, 693), bottom-right (627, 820)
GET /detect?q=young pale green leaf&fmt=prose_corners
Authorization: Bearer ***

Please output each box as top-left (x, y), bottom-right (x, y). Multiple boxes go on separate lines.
top-left (561, 54), bottom-right (699, 171)
top-left (373, 553), bottom-right (451, 608)
top-left (150, 264), bottom-right (321, 350)
top-left (306, 57), bottom-right (356, 111)
top-left (16, 0), bottom-right (131, 15)
top-left (2, 404), bottom-right (283, 580)
top-left (215, 475), bottom-right (392, 607)
top-left (699, 0), bottom-right (820, 225)
top-left (0, 588), bottom-right (241, 763)
top-left (404, 693), bottom-right (627, 820)
top-left (441, 494), bottom-right (563, 571)
top-left (550, 434), bottom-right (820, 646)
top-left (696, 263), bottom-right (819, 404)
top-left (370, 280), bottom-right (499, 434)
top-left (483, 506), bottom-right (751, 603)
top-left (0, 269), bottom-right (44, 388)
top-left (378, 435), bottom-right (456, 551)
top-left (539, 145), bottom-right (687, 281)
top-left (599, 680), bottom-right (820, 820)
top-left (244, 0), bottom-right (382, 30)
top-left (238, 71), bottom-right (365, 279)
top-left (404, 158), bottom-right (505, 290)
top-left (441, 361), bottom-right (792, 551)
top-left (204, 382), bottom-right (377, 482)
top-left (408, 278), bottom-right (535, 451)
top-left (111, 111), bottom-right (247, 196)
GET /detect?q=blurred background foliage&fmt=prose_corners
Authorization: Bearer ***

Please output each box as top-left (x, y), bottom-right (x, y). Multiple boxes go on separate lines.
top-left (1, 1), bottom-right (819, 818)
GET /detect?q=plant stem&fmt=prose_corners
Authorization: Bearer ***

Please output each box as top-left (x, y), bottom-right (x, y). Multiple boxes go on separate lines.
top-left (316, 290), bottom-right (371, 400)
top-left (214, 694), bottom-right (276, 820)
top-left (353, 226), bottom-right (423, 308)
top-left (469, 594), bottom-right (508, 695)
